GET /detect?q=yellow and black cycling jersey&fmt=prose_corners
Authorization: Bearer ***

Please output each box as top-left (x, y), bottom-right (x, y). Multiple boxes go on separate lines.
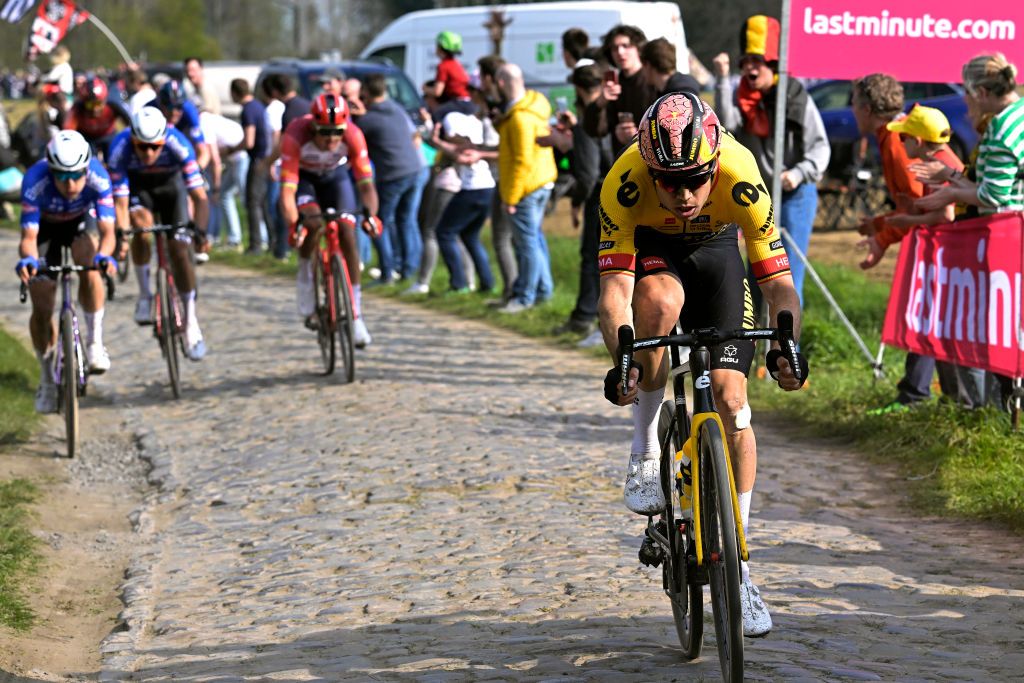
top-left (597, 132), bottom-right (791, 284)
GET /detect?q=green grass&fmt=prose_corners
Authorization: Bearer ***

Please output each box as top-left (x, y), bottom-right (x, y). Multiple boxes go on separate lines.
top-left (0, 478), bottom-right (40, 631)
top-left (749, 262), bottom-right (1024, 531)
top-left (0, 325), bottom-right (40, 446)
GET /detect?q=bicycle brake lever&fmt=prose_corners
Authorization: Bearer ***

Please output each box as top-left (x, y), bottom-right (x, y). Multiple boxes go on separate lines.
top-left (617, 325), bottom-right (634, 397)
top-left (19, 282), bottom-right (27, 304)
top-left (776, 310), bottom-right (804, 383)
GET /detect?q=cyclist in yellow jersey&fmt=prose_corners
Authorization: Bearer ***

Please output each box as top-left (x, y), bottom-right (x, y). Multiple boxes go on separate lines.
top-left (598, 92), bottom-right (807, 638)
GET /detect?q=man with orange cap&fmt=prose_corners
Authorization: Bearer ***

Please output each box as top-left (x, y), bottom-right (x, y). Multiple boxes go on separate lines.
top-left (712, 15), bottom-right (830, 306)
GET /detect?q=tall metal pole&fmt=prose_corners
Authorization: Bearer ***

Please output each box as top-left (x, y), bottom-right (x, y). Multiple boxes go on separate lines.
top-left (85, 12), bottom-right (134, 65)
top-left (770, 0), bottom-right (791, 224)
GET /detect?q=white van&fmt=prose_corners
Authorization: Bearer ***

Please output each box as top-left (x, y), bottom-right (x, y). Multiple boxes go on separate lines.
top-left (360, 1), bottom-right (688, 95)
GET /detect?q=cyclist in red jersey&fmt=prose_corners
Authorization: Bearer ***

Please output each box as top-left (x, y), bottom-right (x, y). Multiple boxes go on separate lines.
top-left (63, 77), bottom-right (131, 161)
top-left (280, 93), bottom-right (381, 348)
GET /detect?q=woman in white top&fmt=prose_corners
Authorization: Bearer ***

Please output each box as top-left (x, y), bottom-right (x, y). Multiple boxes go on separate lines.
top-left (431, 90), bottom-right (498, 293)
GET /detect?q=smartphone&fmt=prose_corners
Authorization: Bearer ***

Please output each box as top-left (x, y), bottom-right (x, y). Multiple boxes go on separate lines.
top-left (604, 69), bottom-right (618, 84)
top-left (555, 96), bottom-right (569, 115)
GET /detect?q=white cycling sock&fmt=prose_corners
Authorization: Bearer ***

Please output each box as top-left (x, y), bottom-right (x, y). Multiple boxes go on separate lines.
top-left (83, 308), bottom-right (104, 346)
top-left (182, 290), bottom-right (199, 333)
top-left (631, 387), bottom-right (664, 458)
top-left (297, 257), bottom-right (312, 283)
top-left (136, 263), bottom-right (151, 297)
top-left (36, 349), bottom-right (55, 386)
top-left (738, 490), bottom-right (752, 582)
top-left (352, 284), bottom-right (362, 318)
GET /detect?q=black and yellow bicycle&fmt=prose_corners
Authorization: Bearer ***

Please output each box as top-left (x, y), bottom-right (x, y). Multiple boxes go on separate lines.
top-left (617, 311), bottom-right (803, 683)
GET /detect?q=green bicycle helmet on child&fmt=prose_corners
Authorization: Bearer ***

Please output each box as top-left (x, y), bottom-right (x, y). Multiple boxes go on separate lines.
top-left (436, 31), bottom-right (463, 54)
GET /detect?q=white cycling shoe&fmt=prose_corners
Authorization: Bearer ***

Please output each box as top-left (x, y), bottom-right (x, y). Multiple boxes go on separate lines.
top-left (86, 342), bottom-right (111, 375)
top-left (296, 277), bottom-right (315, 319)
top-left (353, 317), bottom-right (372, 349)
top-left (740, 577), bottom-right (773, 637)
top-left (623, 452), bottom-right (666, 515)
top-left (134, 295), bottom-right (153, 325)
top-left (185, 325), bottom-right (206, 361)
top-left (35, 383), bottom-right (58, 414)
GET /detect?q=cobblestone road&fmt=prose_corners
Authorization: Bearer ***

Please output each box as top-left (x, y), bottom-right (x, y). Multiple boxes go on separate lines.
top-left (2, 232), bottom-right (1022, 682)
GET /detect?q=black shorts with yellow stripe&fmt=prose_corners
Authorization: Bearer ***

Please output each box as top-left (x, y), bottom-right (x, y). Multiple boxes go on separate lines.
top-left (634, 227), bottom-right (755, 375)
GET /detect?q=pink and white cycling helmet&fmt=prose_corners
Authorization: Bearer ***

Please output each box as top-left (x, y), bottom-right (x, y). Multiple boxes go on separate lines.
top-left (638, 91), bottom-right (722, 175)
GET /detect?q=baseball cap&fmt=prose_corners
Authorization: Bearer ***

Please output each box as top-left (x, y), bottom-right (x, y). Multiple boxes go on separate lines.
top-left (886, 104), bottom-right (952, 144)
top-left (318, 68), bottom-right (345, 83)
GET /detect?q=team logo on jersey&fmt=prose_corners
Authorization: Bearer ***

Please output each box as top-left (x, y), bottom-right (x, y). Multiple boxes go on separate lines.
top-left (691, 214), bottom-right (710, 224)
top-left (758, 203), bottom-right (774, 235)
top-left (723, 345), bottom-right (738, 357)
top-left (769, 239), bottom-right (783, 250)
top-left (599, 206), bottom-right (620, 236)
top-left (617, 169), bottom-right (640, 208)
top-left (732, 181), bottom-right (766, 207)
top-left (599, 240), bottom-right (615, 250)
top-left (640, 256), bottom-right (668, 271)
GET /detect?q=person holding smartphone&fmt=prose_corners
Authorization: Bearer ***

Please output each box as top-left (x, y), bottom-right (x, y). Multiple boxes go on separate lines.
top-left (583, 25), bottom-right (657, 158)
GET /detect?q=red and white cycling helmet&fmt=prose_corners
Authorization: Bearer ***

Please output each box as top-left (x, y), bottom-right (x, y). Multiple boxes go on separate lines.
top-left (638, 91), bottom-right (722, 175)
top-left (84, 76), bottom-right (108, 104)
top-left (310, 93), bottom-right (349, 130)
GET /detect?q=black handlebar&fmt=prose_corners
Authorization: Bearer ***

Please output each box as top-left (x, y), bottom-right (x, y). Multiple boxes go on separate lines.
top-left (18, 264), bottom-right (113, 303)
top-left (616, 309), bottom-right (803, 388)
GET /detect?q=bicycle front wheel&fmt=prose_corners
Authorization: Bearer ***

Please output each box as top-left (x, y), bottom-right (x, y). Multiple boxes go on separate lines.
top-left (314, 252), bottom-right (335, 375)
top-left (331, 253), bottom-right (355, 384)
top-left (659, 400), bottom-right (703, 659)
top-left (699, 418), bottom-right (743, 682)
top-left (60, 310), bottom-right (79, 459)
top-left (157, 272), bottom-right (181, 399)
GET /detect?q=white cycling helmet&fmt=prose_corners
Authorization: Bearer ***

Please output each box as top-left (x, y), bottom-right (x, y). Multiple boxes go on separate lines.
top-left (45, 130), bottom-right (91, 173)
top-left (131, 107), bottom-right (168, 144)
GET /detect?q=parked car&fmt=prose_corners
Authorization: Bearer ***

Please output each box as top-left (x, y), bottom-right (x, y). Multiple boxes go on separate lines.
top-left (256, 59), bottom-right (423, 122)
top-left (808, 79), bottom-right (978, 176)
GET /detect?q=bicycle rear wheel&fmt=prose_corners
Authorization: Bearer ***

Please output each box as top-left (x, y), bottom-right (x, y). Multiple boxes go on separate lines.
top-left (60, 310), bottom-right (79, 459)
top-left (314, 252), bottom-right (335, 375)
top-left (331, 253), bottom-right (355, 384)
top-left (659, 400), bottom-right (703, 659)
top-left (157, 271), bottom-right (181, 399)
top-left (699, 419), bottom-right (743, 682)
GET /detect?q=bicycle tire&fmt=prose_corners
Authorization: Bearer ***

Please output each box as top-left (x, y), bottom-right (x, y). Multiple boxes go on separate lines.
top-left (314, 252), bottom-right (335, 375)
top-left (331, 253), bottom-right (355, 384)
top-left (60, 310), bottom-right (79, 459)
top-left (699, 418), bottom-right (743, 682)
top-left (658, 400), bottom-right (703, 659)
top-left (157, 272), bottom-right (181, 399)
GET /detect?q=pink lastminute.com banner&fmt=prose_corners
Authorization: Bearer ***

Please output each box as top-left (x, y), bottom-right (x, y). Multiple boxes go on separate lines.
top-left (788, 0), bottom-right (1024, 83)
top-left (882, 213), bottom-right (1024, 378)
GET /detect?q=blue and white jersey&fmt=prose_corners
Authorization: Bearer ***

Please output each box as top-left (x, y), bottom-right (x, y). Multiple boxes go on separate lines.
top-left (146, 99), bottom-right (206, 147)
top-left (107, 127), bottom-right (205, 198)
top-left (20, 157), bottom-right (115, 232)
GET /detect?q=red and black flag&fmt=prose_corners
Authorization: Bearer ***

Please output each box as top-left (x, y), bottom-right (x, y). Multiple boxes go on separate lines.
top-left (25, 0), bottom-right (89, 59)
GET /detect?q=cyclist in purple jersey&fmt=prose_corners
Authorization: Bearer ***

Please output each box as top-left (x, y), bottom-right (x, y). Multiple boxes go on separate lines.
top-left (108, 108), bottom-right (211, 360)
top-left (15, 131), bottom-right (117, 413)
top-left (147, 80), bottom-right (210, 171)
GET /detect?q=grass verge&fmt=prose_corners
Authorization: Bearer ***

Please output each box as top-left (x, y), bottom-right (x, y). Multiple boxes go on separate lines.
top-left (0, 478), bottom-right (40, 631)
top-left (0, 320), bottom-right (42, 631)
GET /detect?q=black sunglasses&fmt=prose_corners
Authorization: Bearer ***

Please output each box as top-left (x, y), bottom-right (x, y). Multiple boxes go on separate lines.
top-left (314, 126), bottom-right (346, 137)
top-left (651, 163), bottom-right (716, 194)
top-left (134, 141), bottom-right (164, 152)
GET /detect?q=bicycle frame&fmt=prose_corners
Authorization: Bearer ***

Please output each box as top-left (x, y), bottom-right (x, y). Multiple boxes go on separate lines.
top-left (125, 224), bottom-right (188, 338)
top-left (302, 210), bottom-right (358, 322)
top-left (53, 257), bottom-right (87, 394)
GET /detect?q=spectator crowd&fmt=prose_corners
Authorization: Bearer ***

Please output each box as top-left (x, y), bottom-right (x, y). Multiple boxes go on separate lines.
top-left (2, 20), bottom-right (1022, 413)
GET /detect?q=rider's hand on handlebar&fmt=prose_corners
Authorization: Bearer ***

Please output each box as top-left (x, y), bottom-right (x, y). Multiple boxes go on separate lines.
top-left (361, 213), bottom-right (383, 239)
top-left (93, 253), bottom-right (117, 276)
top-left (15, 256), bottom-right (38, 283)
top-left (766, 349), bottom-right (808, 391)
top-left (604, 360), bottom-right (643, 406)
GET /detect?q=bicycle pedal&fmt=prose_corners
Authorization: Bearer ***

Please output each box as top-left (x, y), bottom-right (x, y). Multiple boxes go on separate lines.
top-left (638, 534), bottom-right (665, 568)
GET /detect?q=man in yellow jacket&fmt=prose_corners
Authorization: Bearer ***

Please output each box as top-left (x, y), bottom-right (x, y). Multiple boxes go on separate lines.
top-left (494, 63), bottom-right (557, 313)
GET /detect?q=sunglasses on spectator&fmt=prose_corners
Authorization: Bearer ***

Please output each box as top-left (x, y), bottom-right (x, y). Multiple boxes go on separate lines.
top-left (314, 125), bottom-right (346, 137)
top-left (53, 169), bottom-right (86, 182)
top-left (134, 141), bottom-right (164, 152)
top-left (650, 162), bottom-right (717, 194)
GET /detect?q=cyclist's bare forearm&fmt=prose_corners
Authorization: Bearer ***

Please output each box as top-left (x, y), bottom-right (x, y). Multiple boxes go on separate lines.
top-left (189, 187), bottom-right (210, 234)
top-left (96, 220), bottom-right (116, 257)
top-left (357, 181), bottom-right (379, 216)
top-left (598, 273), bottom-right (635, 360)
top-left (114, 196), bottom-right (131, 230)
top-left (759, 275), bottom-right (801, 343)
top-left (18, 230), bottom-right (39, 261)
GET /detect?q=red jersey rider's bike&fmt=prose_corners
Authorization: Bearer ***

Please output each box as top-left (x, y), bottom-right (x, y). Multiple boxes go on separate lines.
top-left (295, 208), bottom-right (361, 383)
